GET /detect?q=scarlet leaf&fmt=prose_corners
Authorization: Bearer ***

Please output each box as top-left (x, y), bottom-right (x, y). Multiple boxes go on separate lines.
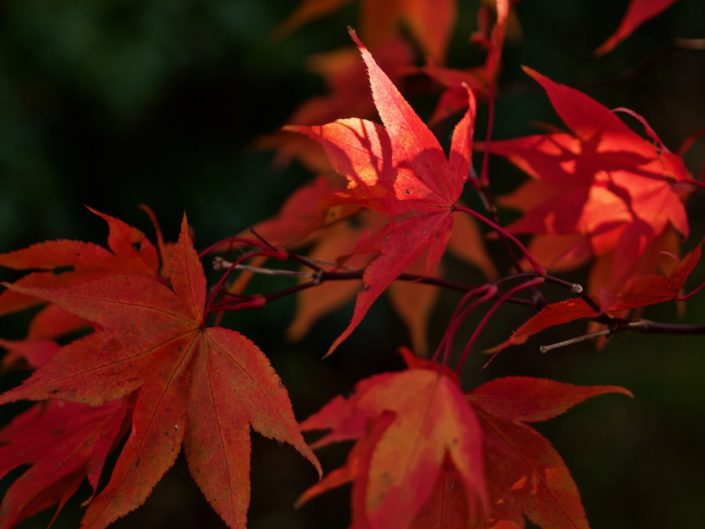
top-left (485, 68), bottom-right (689, 291)
top-left (286, 31), bottom-right (478, 354)
top-left (596, 0), bottom-right (679, 55)
top-left (0, 217), bottom-right (320, 529)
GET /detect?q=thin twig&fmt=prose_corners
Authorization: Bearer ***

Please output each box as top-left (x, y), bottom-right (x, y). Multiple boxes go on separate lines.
top-left (539, 319), bottom-right (705, 353)
top-left (539, 329), bottom-right (612, 353)
top-left (213, 258), bottom-right (316, 279)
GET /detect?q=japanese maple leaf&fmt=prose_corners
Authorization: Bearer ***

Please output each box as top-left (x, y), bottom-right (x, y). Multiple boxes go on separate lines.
top-left (0, 399), bottom-right (128, 529)
top-left (596, 0), bottom-right (679, 56)
top-left (491, 243), bottom-right (702, 352)
top-left (300, 350), bottom-right (630, 529)
top-left (276, 0), bottom-right (456, 64)
top-left (0, 207), bottom-right (160, 317)
top-left (299, 348), bottom-right (486, 529)
top-left (0, 217), bottom-right (320, 529)
top-left (286, 31), bottom-right (478, 354)
top-left (484, 67), bottom-right (690, 292)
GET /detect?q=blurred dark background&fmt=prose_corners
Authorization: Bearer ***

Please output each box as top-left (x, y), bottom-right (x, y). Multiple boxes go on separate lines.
top-left (1, 0), bottom-right (704, 528)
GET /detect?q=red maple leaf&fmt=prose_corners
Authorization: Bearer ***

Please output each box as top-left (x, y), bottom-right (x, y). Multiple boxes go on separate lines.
top-left (299, 348), bottom-right (486, 529)
top-left (286, 30), bottom-right (478, 354)
top-left (0, 217), bottom-right (320, 529)
top-left (484, 67), bottom-right (690, 294)
top-left (596, 0), bottom-right (679, 56)
top-left (300, 350), bottom-right (631, 529)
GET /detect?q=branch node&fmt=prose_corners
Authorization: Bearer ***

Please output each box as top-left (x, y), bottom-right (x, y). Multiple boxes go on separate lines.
top-left (570, 283), bottom-right (584, 294)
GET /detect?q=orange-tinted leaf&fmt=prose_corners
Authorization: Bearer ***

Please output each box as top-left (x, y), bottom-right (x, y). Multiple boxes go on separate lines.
top-left (286, 220), bottom-right (372, 342)
top-left (595, 0), bottom-right (679, 55)
top-left (388, 259), bottom-right (441, 355)
top-left (301, 359), bottom-right (485, 529)
top-left (286, 32), bottom-right (478, 354)
top-left (0, 217), bottom-right (319, 529)
top-left (396, 0), bottom-right (456, 63)
top-left (447, 210), bottom-right (498, 280)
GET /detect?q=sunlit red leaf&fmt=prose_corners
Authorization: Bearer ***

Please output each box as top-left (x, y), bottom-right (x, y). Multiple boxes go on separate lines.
top-left (286, 31), bottom-right (478, 354)
top-left (485, 67), bottom-right (690, 291)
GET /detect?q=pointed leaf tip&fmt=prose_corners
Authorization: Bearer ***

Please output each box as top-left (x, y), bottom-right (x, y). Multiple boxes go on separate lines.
top-left (348, 26), bottom-right (361, 46)
top-left (521, 65), bottom-right (545, 84)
